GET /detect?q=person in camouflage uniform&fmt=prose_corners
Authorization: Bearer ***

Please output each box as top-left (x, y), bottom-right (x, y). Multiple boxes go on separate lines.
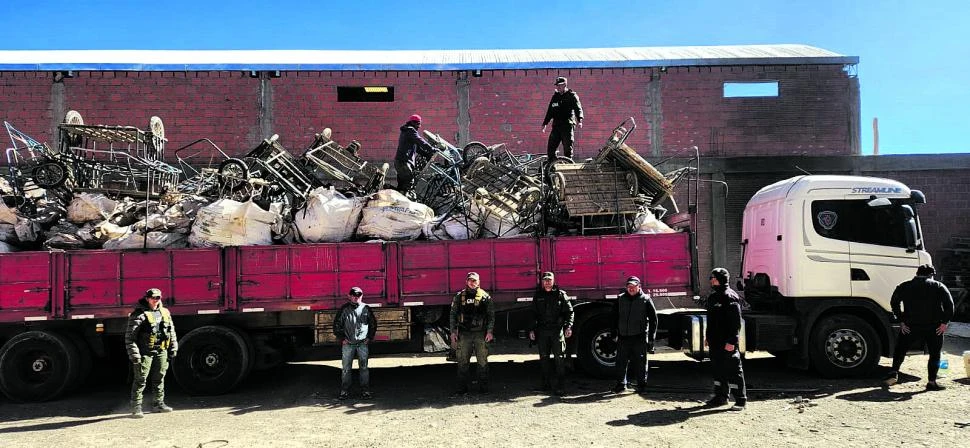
top-left (125, 288), bottom-right (178, 418)
top-left (450, 271), bottom-right (495, 395)
top-left (529, 272), bottom-right (574, 396)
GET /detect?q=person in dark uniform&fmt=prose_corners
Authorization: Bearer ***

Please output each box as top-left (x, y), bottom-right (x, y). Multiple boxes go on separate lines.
top-left (333, 286), bottom-right (378, 400)
top-left (611, 276), bottom-right (657, 394)
top-left (528, 272), bottom-right (575, 396)
top-left (883, 264), bottom-right (954, 390)
top-left (395, 114), bottom-right (435, 196)
top-left (125, 288), bottom-right (178, 418)
top-left (541, 77), bottom-right (584, 160)
top-left (704, 268), bottom-right (747, 411)
top-left (450, 272), bottom-right (495, 395)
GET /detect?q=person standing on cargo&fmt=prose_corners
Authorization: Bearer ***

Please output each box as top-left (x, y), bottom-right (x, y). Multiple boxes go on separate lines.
top-left (883, 264), bottom-right (954, 391)
top-left (333, 286), bottom-right (378, 400)
top-left (395, 114), bottom-right (435, 196)
top-left (450, 271), bottom-right (496, 395)
top-left (125, 288), bottom-right (178, 418)
top-left (529, 272), bottom-right (574, 395)
top-left (541, 76), bottom-right (584, 160)
top-left (704, 268), bottom-right (747, 411)
top-left (611, 276), bottom-right (658, 394)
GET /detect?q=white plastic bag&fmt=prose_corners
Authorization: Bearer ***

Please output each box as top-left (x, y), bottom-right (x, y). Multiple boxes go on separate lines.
top-left (67, 193), bottom-right (118, 224)
top-left (104, 231), bottom-right (188, 250)
top-left (469, 198), bottom-right (522, 238)
top-left (295, 187), bottom-right (365, 243)
top-left (188, 199), bottom-right (279, 247)
top-left (634, 210), bottom-right (675, 234)
top-left (0, 202), bottom-right (19, 225)
top-left (357, 190), bottom-right (435, 241)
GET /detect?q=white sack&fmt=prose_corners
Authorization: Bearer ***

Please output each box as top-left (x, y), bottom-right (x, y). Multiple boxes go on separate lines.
top-left (295, 187), bottom-right (365, 243)
top-left (634, 210), bottom-right (675, 234)
top-left (188, 199), bottom-right (279, 247)
top-left (357, 190), bottom-right (434, 241)
top-left (67, 193), bottom-right (118, 224)
top-left (104, 231), bottom-right (188, 250)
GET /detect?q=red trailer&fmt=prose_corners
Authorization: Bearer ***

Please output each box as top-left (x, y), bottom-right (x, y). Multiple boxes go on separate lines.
top-left (0, 232), bottom-right (692, 401)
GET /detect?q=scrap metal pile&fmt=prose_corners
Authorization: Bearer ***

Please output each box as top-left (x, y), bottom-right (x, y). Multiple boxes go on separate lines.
top-left (1, 114), bottom-right (692, 252)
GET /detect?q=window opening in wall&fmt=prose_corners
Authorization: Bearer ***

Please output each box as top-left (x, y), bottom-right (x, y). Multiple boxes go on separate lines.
top-left (723, 81), bottom-right (778, 98)
top-left (337, 86), bottom-right (394, 102)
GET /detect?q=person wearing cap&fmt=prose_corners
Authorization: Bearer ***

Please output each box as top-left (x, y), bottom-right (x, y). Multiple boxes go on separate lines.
top-left (529, 271), bottom-right (574, 395)
top-left (704, 268), bottom-right (747, 411)
top-left (611, 276), bottom-right (658, 394)
top-left (333, 286), bottom-right (378, 400)
top-left (883, 264), bottom-right (954, 391)
top-left (541, 76), bottom-right (584, 160)
top-left (124, 288), bottom-right (178, 418)
top-left (450, 271), bottom-right (495, 395)
top-left (395, 113), bottom-right (436, 196)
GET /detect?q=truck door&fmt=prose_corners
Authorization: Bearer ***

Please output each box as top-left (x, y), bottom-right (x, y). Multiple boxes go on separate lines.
top-left (800, 197), bottom-right (853, 297)
top-left (844, 200), bottom-right (921, 310)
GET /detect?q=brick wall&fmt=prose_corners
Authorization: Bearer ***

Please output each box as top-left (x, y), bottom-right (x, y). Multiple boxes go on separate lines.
top-left (0, 64), bottom-right (855, 164)
top-left (863, 169), bottom-right (970, 265)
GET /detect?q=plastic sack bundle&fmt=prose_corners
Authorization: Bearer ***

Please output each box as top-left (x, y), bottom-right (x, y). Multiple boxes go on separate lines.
top-left (67, 193), bottom-right (118, 224)
top-left (188, 199), bottom-right (280, 247)
top-left (104, 231), bottom-right (188, 250)
top-left (294, 187), bottom-right (365, 243)
top-left (634, 210), bottom-right (675, 234)
top-left (357, 189), bottom-right (434, 240)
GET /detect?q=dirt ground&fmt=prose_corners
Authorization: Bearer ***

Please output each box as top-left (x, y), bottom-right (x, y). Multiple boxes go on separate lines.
top-left (1, 336), bottom-right (968, 448)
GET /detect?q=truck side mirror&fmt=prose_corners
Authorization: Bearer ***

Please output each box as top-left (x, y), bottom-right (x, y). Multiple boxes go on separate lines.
top-left (902, 205), bottom-right (918, 251)
top-left (910, 189), bottom-right (926, 204)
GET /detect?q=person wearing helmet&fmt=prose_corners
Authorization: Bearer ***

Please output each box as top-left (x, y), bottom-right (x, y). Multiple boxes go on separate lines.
top-left (124, 288), bottom-right (178, 418)
top-left (704, 268), bottom-right (747, 411)
top-left (395, 114), bottom-right (435, 196)
top-left (541, 76), bottom-right (584, 160)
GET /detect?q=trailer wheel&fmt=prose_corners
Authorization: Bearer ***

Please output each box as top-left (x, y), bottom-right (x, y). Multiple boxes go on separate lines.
top-left (809, 314), bottom-right (881, 378)
top-left (32, 161), bottom-right (69, 188)
top-left (0, 331), bottom-right (80, 402)
top-left (576, 313), bottom-right (617, 378)
top-left (172, 326), bottom-right (253, 395)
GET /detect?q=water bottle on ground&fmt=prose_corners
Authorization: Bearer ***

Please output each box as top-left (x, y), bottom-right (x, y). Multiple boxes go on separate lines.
top-left (938, 357), bottom-right (949, 377)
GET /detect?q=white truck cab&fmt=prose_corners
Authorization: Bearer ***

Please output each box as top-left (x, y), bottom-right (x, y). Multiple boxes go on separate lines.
top-left (742, 175), bottom-right (928, 311)
top-left (736, 175), bottom-right (928, 377)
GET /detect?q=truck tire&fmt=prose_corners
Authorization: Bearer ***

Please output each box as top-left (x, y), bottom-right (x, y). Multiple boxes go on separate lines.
top-left (576, 313), bottom-right (617, 378)
top-left (172, 326), bottom-right (253, 395)
top-left (66, 335), bottom-right (93, 391)
top-left (0, 331), bottom-right (80, 402)
top-left (809, 314), bottom-right (882, 378)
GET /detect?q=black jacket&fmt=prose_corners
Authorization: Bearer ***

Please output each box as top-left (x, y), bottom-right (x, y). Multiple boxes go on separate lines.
top-left (705, 286), bottom-right (742, 346)
top-left (890, 276), bottom-right (954, 327)
top-left (542, 89), bottom-right (584, 127)
top-left (531, 287), bottom-right (575, 333)
top-left (613, 290), bottom-right (658, 340)
top-left (395, 124), bottom-right (435, 165)
top-left (333, 301), bottom-right (378, 344)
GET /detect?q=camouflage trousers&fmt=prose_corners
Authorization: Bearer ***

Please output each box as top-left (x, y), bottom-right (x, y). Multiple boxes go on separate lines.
top-left (456, 330), bottom-right (489, 386)
top-left (131, 351), bottom-right (169, 408)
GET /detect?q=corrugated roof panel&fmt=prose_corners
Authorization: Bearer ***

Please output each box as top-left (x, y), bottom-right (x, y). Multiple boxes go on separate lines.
top-left (0, 44), bottom-right (858, 71)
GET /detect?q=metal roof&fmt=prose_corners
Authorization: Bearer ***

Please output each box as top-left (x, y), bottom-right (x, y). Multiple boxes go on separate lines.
top-left (0, 45), bottom-right (857, 71)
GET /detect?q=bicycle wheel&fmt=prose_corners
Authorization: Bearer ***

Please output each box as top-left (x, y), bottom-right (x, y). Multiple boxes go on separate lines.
top-left (462, 142), bottom-right (490, 169)
top-left (218, 158), bottom-right (250, 192)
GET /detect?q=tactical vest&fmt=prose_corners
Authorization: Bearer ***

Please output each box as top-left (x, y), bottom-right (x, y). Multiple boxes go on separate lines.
top-left (456, 288), bottom-right (489, 331)
top-left (143, 307), bottom-right (174, 350)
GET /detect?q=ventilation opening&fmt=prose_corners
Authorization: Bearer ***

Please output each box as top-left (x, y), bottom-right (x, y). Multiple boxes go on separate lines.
top-left (723, 81), bottom-right (779, 98)
top-left (337, 86), bottom-right (394, 102)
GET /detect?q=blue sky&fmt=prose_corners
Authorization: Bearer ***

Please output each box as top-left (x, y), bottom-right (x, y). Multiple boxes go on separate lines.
top-left (1, 0), bottom-right (966, 155)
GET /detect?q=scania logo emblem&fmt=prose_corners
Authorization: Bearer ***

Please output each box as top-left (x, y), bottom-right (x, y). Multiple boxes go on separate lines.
top-left (817, 211), bottom-right (838, 230)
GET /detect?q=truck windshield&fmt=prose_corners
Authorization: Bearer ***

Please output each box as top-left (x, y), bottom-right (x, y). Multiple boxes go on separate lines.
top-left (811, 199), bottom-right (913, 248)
